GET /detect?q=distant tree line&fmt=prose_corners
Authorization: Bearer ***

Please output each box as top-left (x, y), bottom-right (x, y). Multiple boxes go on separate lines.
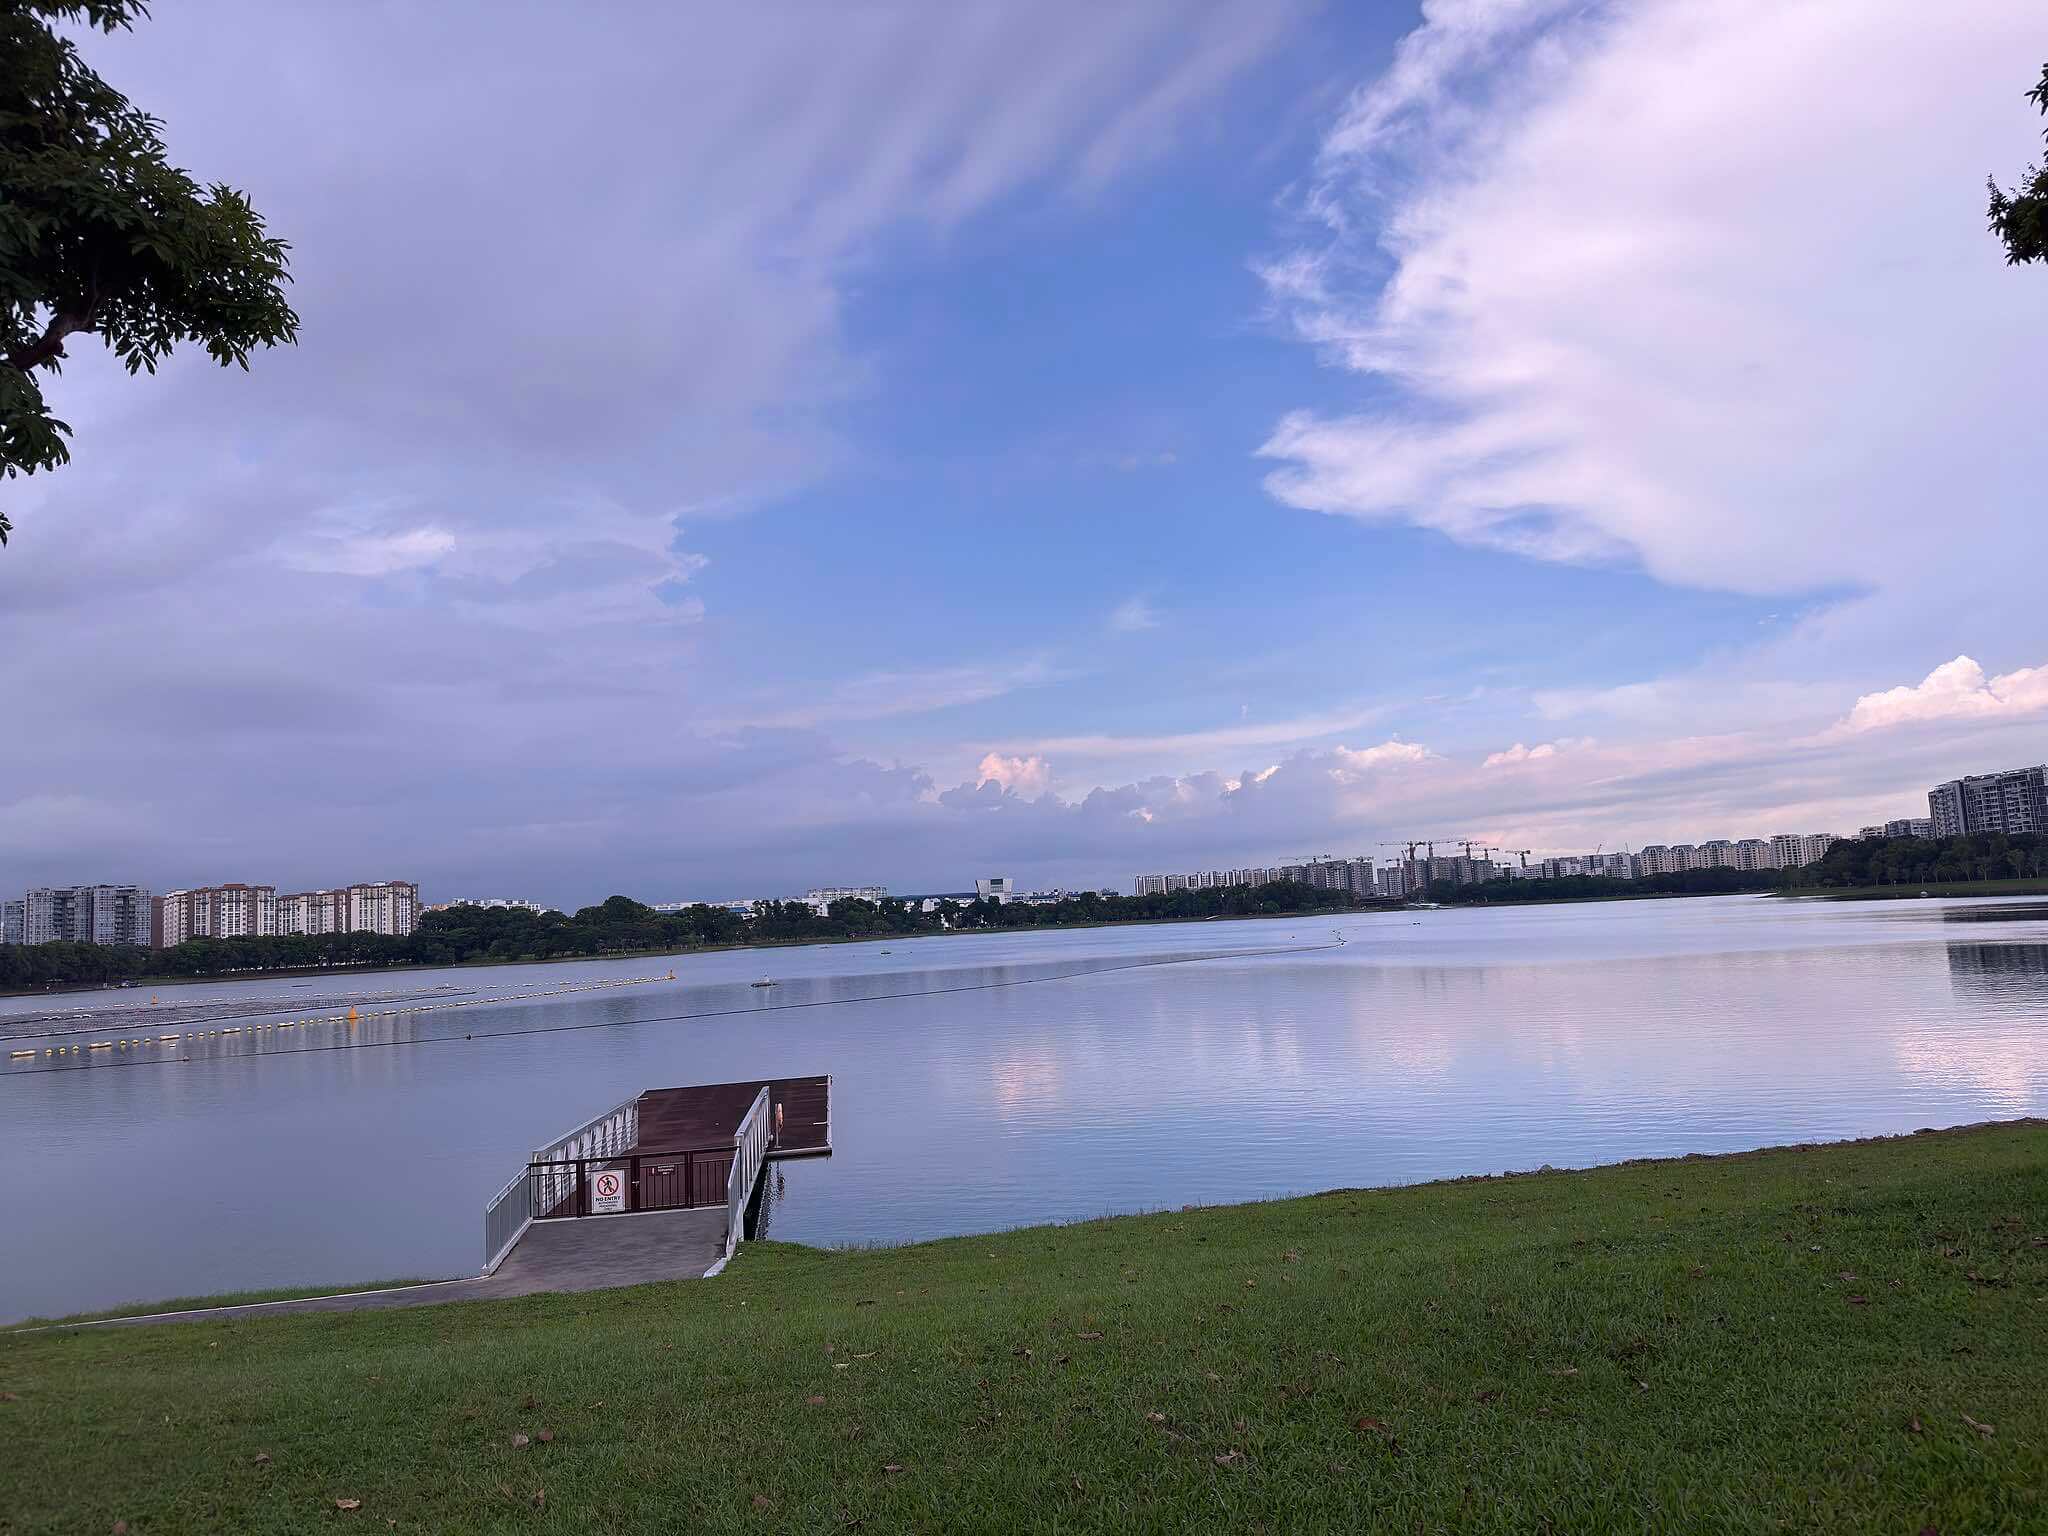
top-left (10, 838), bottom-right (2037, 990)
top-left (1430, 865), bottom-right (1782, 905)
top-left (1430, 831), bottom-right (2048, 905)
top-left (0, 882), bottom-right (1360, 990)
top-left (1788, 830), bottom-right (2048, 889)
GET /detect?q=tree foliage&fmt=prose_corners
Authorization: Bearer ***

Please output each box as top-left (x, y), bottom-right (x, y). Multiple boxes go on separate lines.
top-left (0, 883), bottom-right (1367, 988)
top-left (1790, 830), bottom-right (2047, 889)
top-left (0, 0), bottom-right (297, 542)
top-left (1987, 61), bottom-right (2048, 265)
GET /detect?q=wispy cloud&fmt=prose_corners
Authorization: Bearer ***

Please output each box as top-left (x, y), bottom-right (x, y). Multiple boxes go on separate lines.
top-left (1000, 703), bottom-right (1387, 763)
top-left (724, 660), bottom-right (1058, 731)
top-left (1107, 595), bottom-right (1162, 633)
top-left (1258, 0), bottom-right (2047, 601)
top-left (279, 525), bottom-right (456, 577)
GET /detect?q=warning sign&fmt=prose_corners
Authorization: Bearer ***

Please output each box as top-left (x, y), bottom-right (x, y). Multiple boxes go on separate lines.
top-left (590, 1167), bottom-right (627, 1214)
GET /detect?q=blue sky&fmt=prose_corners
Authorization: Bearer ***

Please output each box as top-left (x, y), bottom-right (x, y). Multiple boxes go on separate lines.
top-left (3, 0), bottom-right (2046, 906)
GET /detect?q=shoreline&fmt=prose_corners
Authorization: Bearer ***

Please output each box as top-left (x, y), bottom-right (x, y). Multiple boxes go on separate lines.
top-left (0, 906), bottom-right (1366, 1001)
top-left (13, 883), bottom-right (2047, 1001)
top-left (12, 1113), bottom-right (2039, 1331)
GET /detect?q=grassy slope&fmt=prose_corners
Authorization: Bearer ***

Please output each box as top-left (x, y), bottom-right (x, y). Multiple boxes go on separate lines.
top-left (4, 1126), bottom-right (2044, 1534)
top-left (16, 1279), bottom-right (444, 1328)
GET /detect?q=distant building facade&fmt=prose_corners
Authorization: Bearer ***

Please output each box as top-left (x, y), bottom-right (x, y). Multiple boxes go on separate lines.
top-left (1859, 818), bottom-right (1935, 839)
top-left (1928, 765), bottom-right (2048, 839)
top-left (805, 886), bottom-right (888, 912)
top-left (155, 879), bottom-right (417, 944)
top-left (346, 881), bottom-right (420, 937)
top-left (153, 883), bottom-right (276, 944)
top-left (11, 884), bottom-right (153, 946)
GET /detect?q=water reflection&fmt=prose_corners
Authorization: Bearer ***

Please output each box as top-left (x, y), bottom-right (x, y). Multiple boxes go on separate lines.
top-left (1947, 939), bottom-right (2048, 989)
top-left (4, 894), bottom-right (2046, 1322)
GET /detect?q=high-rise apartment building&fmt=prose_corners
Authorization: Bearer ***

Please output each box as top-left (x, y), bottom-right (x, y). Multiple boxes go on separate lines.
top-left (152, 884), bottom-right (276, 944)
top-left (14, 885), bottom-right (153, 945)
top-left (1928, 766), bottom-right (2048, 839)
top-left (346, 880), bottom-right (420, 937)
top-left (0, 899), bottom-right (20, 945)
top-left (1766, 833), bottom-right (1839, 869)
top-left (277, 889), bottom-right (346, 935)
top-left (81, 885), bottom-right (153, 945)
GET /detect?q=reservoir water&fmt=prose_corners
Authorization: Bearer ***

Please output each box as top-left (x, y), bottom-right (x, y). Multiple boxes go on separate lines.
top-left (3, 893), bottom-right (2044, 1323)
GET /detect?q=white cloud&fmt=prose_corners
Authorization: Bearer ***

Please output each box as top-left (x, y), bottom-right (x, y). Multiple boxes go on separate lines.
top-left (1259, 0), bottom-right (2048, 601)
top-left (1482, 740), bottom-right (1556, 768)
top-left (1329, 739), bottom-right (1432, 779)
top-left (1107, 595), bottom-right (1162, 633)
top-left (1830, 655), bottom-right (2048, 736)
top-left (975, 752), bottom-right (1053, 798)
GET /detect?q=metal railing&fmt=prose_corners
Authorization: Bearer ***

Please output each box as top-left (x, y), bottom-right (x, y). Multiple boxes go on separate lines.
top-left (483, 1166), bottom-right (532, 1273)
top-left (478, 1086), bottom-right (777, 1273)
top-left (481, 1091), bottom-right (640, 1270)
top-left (525, 1145), bottom-right (736, 1219)
top-left (534, 1093), bottom-right (639, 1166)
top-left (724, 1085), bottom-right (772, 1262)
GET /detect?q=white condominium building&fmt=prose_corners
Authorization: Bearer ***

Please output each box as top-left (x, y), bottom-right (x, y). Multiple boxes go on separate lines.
top-left (346, 880), bottom-right (420, 937)
top-left (155, 880), bottom-right (420, 944)
top-left (805, 887), bottom-right (888, 912)
top-left (15, 885), bottom-right (154, 946)
top-left (153, 884), bottom-right (277, 944)
top-left (276, 889), bottom-right (347, 936)
top-left (1928, 765), bottom-right (2048, 839)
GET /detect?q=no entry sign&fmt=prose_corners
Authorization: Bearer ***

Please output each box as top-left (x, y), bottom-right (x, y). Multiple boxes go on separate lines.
top-left (590, 1167), bottom-right (626, 1214)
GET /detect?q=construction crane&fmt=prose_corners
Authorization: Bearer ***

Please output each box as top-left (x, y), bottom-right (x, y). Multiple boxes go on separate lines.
top-left (1504, 848), bottom-right (1534, 869)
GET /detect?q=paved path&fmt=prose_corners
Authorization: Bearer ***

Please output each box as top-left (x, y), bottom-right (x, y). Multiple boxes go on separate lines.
top-left (27, 1209), bottom-right (728, 1331)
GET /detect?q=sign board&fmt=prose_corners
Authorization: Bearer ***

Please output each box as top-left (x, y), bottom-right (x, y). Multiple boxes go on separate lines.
top-left (590, 1166), bottom-right (627, 1215)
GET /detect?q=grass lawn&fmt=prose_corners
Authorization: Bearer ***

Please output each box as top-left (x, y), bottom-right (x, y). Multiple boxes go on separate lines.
top-left (4, 1124), bottom-right (2044, 1533)
top-left (15, 1279), bottom-right (444, 1328)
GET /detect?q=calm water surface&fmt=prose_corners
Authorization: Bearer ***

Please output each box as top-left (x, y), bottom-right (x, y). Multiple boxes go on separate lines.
top-left (4, 894), bottom-right (2045, 1322)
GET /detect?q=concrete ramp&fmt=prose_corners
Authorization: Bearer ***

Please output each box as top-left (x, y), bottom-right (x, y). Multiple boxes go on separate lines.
top-left (32, 1207), bottom-right (729, 1331)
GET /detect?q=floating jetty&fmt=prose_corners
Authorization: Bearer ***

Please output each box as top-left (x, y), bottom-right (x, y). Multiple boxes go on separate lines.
top-left (482, 1075), bottom-right (832, 1278)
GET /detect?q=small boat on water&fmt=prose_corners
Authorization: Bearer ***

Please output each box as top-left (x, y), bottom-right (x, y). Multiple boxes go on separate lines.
top-left (751, 978), bottom-right (777, 988)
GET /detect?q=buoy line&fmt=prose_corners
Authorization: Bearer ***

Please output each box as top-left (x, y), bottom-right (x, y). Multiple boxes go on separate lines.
top-left (0, 941), bottom-right (1342, 1079)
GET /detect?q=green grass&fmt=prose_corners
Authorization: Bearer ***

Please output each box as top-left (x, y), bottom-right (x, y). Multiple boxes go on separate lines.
top-left (4, 1125), bottom-right (2044, 1533)
top-left (14, 1278), bottom-right (445, 1328)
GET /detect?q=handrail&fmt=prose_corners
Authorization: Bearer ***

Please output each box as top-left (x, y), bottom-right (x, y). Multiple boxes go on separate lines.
top-left (482, 1164), bottom-right (532, 1273)
top-left (532, 1091), bottom-right (639, 1165)
top-left (722, 1085), bottom-right (772, 1263)
top-left (523, 1142), bottom-right (734, 1166)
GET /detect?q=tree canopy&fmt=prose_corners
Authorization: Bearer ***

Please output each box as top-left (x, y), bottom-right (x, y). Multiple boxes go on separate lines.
top-left (0, 0), bottom-right (297, 543)
top-left (1987, 61), bottom-right (2048, 265)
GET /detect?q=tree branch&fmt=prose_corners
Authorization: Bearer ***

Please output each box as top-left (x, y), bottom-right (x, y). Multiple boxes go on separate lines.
top-left (6, 311), bottom-right (94, 373)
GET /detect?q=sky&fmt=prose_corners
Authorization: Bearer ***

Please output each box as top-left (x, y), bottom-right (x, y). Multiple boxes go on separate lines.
top-left (3, 0), bottom-right (2046, 907)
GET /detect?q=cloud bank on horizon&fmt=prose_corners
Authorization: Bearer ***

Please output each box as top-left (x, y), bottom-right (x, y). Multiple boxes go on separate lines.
top-left (1, 0), bottom-right (2042, 906)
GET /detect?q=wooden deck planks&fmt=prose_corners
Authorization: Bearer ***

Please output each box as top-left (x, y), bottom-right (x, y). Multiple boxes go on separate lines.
top-left (631, 1074), bottom-right (831, 1157)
